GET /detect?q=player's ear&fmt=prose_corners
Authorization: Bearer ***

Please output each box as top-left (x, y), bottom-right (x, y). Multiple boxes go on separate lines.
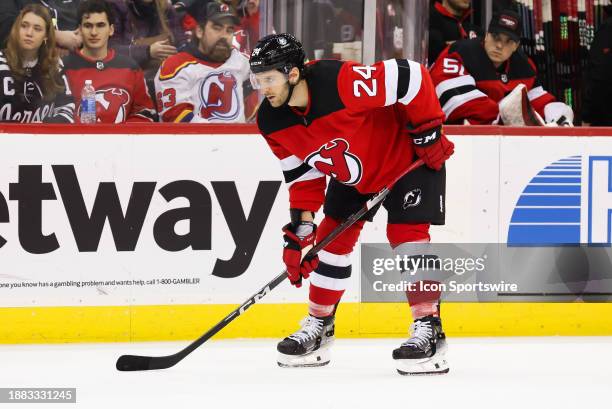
top-left (109, 24), bottom-right (114, 37)
top-left (195, 23), bottom-right (204, 41)
top-left (288, 66), bottom-right (300, 85)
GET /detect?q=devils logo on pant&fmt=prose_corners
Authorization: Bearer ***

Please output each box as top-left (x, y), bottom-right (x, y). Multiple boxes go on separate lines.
top-left (305, 138), bottom-right (363, 185)
top-left (199, 71), bottom-right (240, 120)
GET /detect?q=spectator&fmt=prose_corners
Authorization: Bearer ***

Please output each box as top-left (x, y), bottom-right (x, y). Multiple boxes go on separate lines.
top-left (0, 4), bottom-right (74, 123)
top-left (428, 0), bottom-right (483, 65)
top-left (301, 0), bottom-right (362, 61)
top-left (154, 1), bottom-right (253, 122)
top-left (1, 0), bottom-right (83, 52)
top-left (235, 0), bottom-right (259, 54)
top-left (375, 0), bottom-right (404, 60)
top-left (107, 0), bottom-right (188, 82)
top-left (0, 1), bottom-right (30, 49)
top-left (32, 0), bottom-right (86, 53)
top-left (582, 5), bottom-right (612, 126)
top-left (429, 9), bottom-right (572, 125)
top-left (63, 0), bottom-right (156, 123)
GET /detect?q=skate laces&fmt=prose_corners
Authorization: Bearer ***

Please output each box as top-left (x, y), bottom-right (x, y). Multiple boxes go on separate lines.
top-left (288, 316), bottom-right (324, 343)
top-left (402, 320), bottom-right (433, 349)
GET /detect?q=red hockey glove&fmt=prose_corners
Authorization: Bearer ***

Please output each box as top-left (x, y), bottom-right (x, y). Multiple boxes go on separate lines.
top-left (411, 126), bottom-right (454, 171)
top-left (282, 222), bottom-right (319, 287)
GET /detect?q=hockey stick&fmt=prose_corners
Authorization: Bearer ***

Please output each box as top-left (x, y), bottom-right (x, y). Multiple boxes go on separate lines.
top-left (116, 159), bottom-right (425, 371)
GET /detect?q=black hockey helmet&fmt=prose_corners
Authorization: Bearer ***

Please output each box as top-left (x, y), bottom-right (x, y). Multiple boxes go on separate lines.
top-left (249, 33), bottom-right (306, 75)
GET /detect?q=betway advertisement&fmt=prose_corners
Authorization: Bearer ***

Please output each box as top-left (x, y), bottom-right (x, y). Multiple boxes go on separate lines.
top-left (0, 134), bottom-right (302, 307)
top-left (0, 130), bottom-right (611, 307)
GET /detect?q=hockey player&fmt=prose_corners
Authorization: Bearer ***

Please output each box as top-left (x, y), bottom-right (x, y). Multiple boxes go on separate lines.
top-left (430, 9), bottom-right (573, 125)
top-left (0, 4), bottom-right (74, 123)
top-left (63, 0), bottom-right (156, 123)
top-left (154, 1), bottom-right (254, 123)
top-left (250, 34), bottom-right (454, 375)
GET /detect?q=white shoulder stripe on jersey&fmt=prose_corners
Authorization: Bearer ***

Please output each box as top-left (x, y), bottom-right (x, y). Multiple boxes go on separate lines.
top-left (435, 75), bottom-right (477, 97)
top-left (280, 154), bottom-right (304, 171)
top-left (398, 60), bottom-right (422, 105)
top-left (442, 89), bottom-right (488, 118)
top-left (287, 167), bottom-right (325, 187)
top-left (0, 64), bottom-right (10, 71)
top-left (55, 107), bottom-right (74, 115)
top-left (319, 249), bottom-right (352, 267)
top-left (382, 59), bottom-right (398, 106)
top-left (57, 112), bottom-right (74, 123)
top-left (310, 272), bottom-right (350, 291)
top-left (527, 86), bottom-right (547, 101)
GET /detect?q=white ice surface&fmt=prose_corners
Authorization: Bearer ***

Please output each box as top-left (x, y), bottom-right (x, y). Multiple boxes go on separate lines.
top-left (0, 337), bottom-right (610, 409)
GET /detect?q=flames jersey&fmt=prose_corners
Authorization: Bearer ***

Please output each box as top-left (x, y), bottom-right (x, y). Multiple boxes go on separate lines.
top-left (257, 59), bottom-right (444, 212)
top-left (0, 51), bottom-right (74, 123)
top-left (63, 49), bottom-right (156, 123)
top-left (429, 38), bottom-right (556, 124)
top-left (154, 45), bottom-right (251, 123)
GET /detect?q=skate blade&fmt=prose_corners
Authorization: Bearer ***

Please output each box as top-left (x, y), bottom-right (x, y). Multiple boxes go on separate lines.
top-left (395, 353), bottom-right (449, 376)
top-left (277, 345), bottom-right (331, 368)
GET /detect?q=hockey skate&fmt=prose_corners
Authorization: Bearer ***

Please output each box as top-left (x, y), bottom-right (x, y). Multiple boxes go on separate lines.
top-left (277, 315), bottom-right (335, 368)
top-left (392, 316), bottom-right (449, 375)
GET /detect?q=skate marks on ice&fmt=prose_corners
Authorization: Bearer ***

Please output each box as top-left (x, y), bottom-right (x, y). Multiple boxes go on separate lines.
top-left (0, 338), bottom-right (610, 409)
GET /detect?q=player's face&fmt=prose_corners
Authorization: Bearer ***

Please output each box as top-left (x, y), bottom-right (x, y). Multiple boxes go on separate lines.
top-left (251, 69), bottom-right (290, 107)
top-left (18, 12), bottom-right (47, 53)
top-left (197, 19), bottom-right (235, 62)
top-left (80, 13), bottom-right (114, 52)
top-left (484, 32), bottom-right (519, 67)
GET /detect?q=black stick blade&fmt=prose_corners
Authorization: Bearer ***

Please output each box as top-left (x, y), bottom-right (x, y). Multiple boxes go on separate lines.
top-left (116, 355), bottom-right (167, 371)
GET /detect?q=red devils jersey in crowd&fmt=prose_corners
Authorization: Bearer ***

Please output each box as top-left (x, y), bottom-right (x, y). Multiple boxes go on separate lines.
top-left (257, 59), bottom-right (445, 212)
top-left (63, 49), bottom-right (156, 123)
top-left (430, 38), bottom-right (556, 124)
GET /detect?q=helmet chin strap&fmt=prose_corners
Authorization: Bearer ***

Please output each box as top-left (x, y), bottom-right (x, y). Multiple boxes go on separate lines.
top-left (281, 81), bottom-right (297, 108)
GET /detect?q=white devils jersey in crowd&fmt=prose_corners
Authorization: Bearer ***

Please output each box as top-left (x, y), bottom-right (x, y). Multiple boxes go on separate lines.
top-left (155, 45), bottom-right (251, 123)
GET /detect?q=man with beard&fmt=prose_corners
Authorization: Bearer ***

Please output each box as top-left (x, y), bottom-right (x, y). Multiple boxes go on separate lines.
top-left (154, 1), bottom-right (252, 123)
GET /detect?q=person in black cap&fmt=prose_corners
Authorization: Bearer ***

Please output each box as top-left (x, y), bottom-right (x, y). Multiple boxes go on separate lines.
top-left (428, 0), bottom-right (483, 65)
top-left (154, 0), bottom-right (255, 123)
top-left (430, 9), bottom-right (573, 125)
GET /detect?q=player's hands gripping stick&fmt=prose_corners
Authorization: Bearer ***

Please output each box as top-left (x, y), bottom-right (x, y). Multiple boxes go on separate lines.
top-left (411, 126), bottom-right (454, 171)
top-left (282, 222), bottom-right (319, 287)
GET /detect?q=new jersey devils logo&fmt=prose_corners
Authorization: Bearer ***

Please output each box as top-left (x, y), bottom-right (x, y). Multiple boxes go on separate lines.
top-left (199, 71), bottom-right (240, 120)
top-left (98, 88), bottom-right (131, 123)
top-left (77, 88), bottom-right (131, 123)
top-left (305, 139), bottom-right (363, 185)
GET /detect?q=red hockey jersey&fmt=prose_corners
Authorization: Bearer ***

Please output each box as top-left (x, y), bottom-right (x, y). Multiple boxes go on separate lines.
top-left (429, 38), bottom-right (556, 124)
top-left (256, 59), bottom-right (445, 212)
top-left (63, 49), bottom-right (156, 123)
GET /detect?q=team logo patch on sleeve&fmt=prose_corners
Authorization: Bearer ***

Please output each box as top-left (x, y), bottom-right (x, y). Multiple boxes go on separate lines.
top-left (305, 138), bottom-right (363, 185)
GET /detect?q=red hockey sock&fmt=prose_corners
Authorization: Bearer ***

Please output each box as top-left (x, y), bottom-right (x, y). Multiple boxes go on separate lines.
top-left (408, 280), bottom-right (441, 319)
top-left (387, 223), bottom-right (440, 319)
top-left (307, 217), bottom-right (364, 317)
